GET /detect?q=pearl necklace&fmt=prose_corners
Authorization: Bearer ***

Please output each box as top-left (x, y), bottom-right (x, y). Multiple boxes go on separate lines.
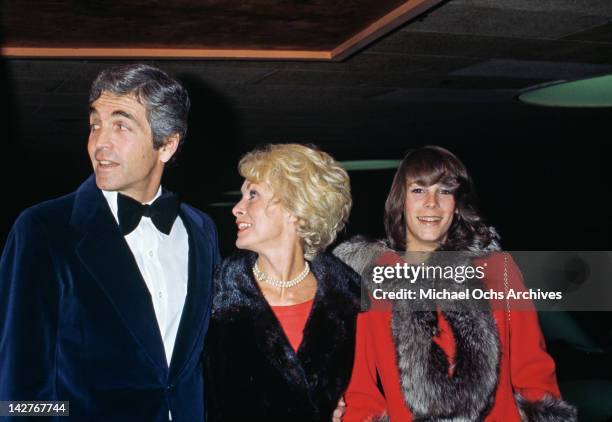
top-left (252, 261), bottom-right (310, 288)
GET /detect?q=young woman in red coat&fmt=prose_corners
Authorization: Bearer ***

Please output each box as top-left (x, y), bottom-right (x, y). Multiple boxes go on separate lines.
top-left (335, 146), bottom-right (576, 421)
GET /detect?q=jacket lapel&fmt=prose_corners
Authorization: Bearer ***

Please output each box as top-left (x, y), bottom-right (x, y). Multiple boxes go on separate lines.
top-left (168, 206), bottom-right (213, 380)
top-left (296, 253), bottom-right (361, 396)
top-left (72, 176), bottom-right (167, 372)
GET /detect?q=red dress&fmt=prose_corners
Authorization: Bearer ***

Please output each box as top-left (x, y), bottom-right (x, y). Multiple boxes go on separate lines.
top-left (270, 299), bottom-right (314, 351)
top-left (344, 252), bottom-right (563, 422)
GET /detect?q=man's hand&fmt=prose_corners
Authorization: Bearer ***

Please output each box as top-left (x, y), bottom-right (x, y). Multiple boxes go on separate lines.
top-left (332, 397), bottom-right (346, 422)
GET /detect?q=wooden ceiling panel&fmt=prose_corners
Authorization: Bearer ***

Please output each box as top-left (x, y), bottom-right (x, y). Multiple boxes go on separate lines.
top-left (1, 0), bottom-right (444, 59)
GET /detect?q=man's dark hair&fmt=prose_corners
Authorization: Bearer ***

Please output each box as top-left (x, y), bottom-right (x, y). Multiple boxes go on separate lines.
top-left (89, 64), bottom-right (190, 150)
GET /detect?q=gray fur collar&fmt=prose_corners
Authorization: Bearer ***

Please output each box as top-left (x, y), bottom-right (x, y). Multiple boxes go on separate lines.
top-left (391, 308), bottom-right (500, 420)
top-left (333, 233), bottom-right (576, 422)
top-left (392, 249), bottom-right (500, 420)
top-left (334, 234), bottom-right (501, 420)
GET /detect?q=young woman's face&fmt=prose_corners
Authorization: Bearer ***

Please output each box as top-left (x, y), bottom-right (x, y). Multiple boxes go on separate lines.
top-left (404, 181), bottom-right (456, 251)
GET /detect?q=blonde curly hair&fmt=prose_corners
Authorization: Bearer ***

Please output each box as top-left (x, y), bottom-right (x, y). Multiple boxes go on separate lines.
top-left (238, 143), bottom-right (352, 260)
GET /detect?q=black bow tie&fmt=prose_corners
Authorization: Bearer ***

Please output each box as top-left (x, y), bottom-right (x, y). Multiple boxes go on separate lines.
top-left (117, 191), bottom-right (180, 236)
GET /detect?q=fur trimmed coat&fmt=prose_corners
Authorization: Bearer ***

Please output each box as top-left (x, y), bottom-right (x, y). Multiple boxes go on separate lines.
top-left (204, 250), bottom-right (361, 422)
top-left (334, 237), bottom-right (577, 422)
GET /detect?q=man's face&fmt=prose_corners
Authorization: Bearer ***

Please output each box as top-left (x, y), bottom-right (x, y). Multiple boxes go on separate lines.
top-left (88, 92), bottom-right (164, 202)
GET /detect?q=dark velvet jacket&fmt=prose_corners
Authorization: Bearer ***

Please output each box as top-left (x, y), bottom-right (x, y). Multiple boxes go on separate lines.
top-left (205, 250), bottom-right (361, 422)
top-left (0, 176), bottom-right (220, 422)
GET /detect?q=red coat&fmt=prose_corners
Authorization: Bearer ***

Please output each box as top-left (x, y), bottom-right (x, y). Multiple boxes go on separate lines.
top-left (343, 250), bottom-right (572, 422)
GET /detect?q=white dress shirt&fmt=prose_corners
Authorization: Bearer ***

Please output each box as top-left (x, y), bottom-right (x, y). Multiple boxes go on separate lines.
top-left (102, 188), bottom-right (189, 366)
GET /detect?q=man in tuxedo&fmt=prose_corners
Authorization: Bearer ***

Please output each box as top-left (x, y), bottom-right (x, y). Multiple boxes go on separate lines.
top-left (0, 64), bottom-right (219, 421)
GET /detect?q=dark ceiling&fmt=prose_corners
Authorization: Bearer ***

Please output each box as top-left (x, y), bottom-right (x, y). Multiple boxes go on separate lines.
top-left (1, 0), bottom-right (611, 252)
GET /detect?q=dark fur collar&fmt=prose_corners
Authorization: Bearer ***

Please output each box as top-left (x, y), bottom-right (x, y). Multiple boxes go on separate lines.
top-left (213, 250), bottom-right (361, 318)
top-left (212, 250), bottom-right (361, 397)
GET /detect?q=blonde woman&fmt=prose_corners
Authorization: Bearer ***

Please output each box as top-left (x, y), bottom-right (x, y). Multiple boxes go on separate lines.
top-left (205, 144), bottom-right (360, 422)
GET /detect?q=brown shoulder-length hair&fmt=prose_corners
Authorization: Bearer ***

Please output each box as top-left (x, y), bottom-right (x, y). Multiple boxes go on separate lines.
top-left (384, 145), bottom-right (495, 251)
